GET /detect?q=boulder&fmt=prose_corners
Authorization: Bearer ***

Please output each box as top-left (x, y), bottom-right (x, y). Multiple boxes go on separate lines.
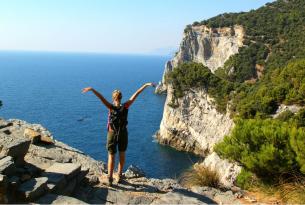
top-left (36, 194), bottom-right (88, 204)
top-left (201, 152), bottom-right (241, 187)
top-left (0, 134), bottom-right (31, 165)
top-left (0, 119), bottom-right (13, 130)
top-left (43, 163), bottom-right (81, 194)
top-left (44, 163), bottom-right (81, 180)
top-left (124, 165), bottom-right (146, 178)
top-left (0, 156), bottom-right (16, 175)
top-left (24, 128), bottom-right (54, 144)
top-left (92, 188), bottom-right (134, 204)
top-left (18, 177), bottom-right (48, 201)
top-left (40, 135), bottom-right (55, 144)
top-left (24, 128), bottom-right (41, 144)
top-left (152, 189), bottom-right (215, 204)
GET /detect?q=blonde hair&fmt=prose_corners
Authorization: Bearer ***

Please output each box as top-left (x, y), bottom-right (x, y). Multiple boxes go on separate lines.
top-left (112, 89), bottom-right (122, 102)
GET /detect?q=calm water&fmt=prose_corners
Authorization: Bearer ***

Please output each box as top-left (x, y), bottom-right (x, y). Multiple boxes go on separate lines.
top-left (0, 51), bottom-right (198, 178)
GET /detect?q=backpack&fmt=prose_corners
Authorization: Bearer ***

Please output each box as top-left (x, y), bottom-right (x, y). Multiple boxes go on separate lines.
top-left (109, 103), bottom-right (128, 133)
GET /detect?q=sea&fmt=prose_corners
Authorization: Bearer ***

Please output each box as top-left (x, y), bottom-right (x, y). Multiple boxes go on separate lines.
top-left (0, 51), bottom-right (199, 179)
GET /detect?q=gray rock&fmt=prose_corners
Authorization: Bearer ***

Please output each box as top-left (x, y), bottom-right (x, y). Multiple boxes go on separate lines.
top-left (36, 194), bottom-right (88, 204)
top-left (0, 133), bottom-right (31, 165)
top-left (92, 188), bottom-right (134, 204)
top-left (44, 163), bottom-right (81, 180)
top-left (0, 156), bottom-right (16, 175)
top-left (43, 163), bottom-right (82, 195)
top-left (61, 177), bottom-right (77, 195)
top-left (0, 119), bottom-right (13, 130)
top-left (152, 189), bottom-right (216, 204)
top-left (214, 190), bottom-right (241, 204)
top-left (43, 172), bottom-right (67, 193)
top-left (147, 178), bottom-right (182, 192)
top-left (18, 177), bottom-right (48, 201)
top-left (191, 186), bottom-right (219, 199)
top-left (201, 152), bottom-right (241, 187)
top-left (124, 165), bottom-right (145, 178)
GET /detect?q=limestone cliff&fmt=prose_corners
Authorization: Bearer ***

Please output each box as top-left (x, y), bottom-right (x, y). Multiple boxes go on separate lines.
top-left (156, 24), bottom-right (244, 154)
top-left (155, 24), bottom-right (244, 187)
top-left (156, 25), bottom-right (244, 93)
top-left (156, 86), bottom-right (233, 156)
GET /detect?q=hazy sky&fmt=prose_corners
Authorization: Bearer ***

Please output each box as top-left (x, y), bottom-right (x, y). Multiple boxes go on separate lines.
top-left (0, 0), bottom-right (274, 54)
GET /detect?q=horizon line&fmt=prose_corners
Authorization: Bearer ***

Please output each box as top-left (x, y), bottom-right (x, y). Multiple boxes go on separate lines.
top-left (0, 49), bottom-right (174, 57)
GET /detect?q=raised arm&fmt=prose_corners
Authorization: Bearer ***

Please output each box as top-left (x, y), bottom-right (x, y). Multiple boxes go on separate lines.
top-left (125, 82), bottom-right (155, 108)
top-left (82, 87), bottom-right (112, 109)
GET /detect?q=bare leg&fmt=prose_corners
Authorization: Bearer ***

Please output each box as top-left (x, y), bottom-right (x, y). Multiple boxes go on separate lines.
top-left (117, 151), bottom-right (125, 176)
top-left (108, 153), bottom-right (115, 179)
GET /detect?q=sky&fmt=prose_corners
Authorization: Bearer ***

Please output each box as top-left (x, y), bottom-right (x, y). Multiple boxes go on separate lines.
top-left (0, 0), bottom-right (275, 55)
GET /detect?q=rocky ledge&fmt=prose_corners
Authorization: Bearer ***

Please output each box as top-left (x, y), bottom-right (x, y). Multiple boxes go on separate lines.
top-left (0, 118), bottom-right (243, 204)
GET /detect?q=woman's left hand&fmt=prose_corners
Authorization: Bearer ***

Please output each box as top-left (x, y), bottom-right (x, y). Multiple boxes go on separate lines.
top-left (82, 87), bottom-right (93, 93)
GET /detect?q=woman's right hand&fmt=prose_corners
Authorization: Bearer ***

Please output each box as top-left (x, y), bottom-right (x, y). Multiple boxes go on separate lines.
top-left (82, 87), bottom-right (93, 93)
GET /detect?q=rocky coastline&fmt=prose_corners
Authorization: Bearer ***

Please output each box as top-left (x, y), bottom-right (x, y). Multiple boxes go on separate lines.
top-left (0, 117), bottom-right (244, 204)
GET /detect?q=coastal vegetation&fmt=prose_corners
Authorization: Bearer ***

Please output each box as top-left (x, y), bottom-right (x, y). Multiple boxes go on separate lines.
top-left (168, 0), bottom-right (305, 202)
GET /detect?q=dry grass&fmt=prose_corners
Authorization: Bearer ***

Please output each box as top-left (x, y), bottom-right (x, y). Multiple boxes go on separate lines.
top-left (180, 164), bottom-right (220, 188)
top-left (246, 173), bottom-right (305, 204)
top-left (277, 173), bottom-right (305, 203)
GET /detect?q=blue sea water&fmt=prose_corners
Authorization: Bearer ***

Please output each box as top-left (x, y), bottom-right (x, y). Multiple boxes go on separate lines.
top-left (0, 51), bottom-right (198, 178)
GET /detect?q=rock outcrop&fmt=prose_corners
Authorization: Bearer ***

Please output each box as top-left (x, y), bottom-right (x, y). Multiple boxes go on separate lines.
top-left (156, 86), bottom-right (234, 156)
top-left (0, 117), bottom-right (243, 204)
top-left (155, 25), bottom-right (244, 93)
top-left (155, 24), bottom-right (244, 187)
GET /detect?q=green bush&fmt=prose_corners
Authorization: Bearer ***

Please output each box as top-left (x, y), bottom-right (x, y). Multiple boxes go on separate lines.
top-left (236, 168), bottom-right (256, 189)
top-left (293, 109), bottom-right (305, 127)
top-left (214, 119), bottom-right (299, 177)
top-left (290, 126), bottom-right (305, 174)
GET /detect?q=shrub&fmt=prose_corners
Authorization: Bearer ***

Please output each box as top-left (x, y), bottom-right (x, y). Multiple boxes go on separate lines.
top-left (236, 169), bottom-right (257, 189)
top-left (180, 165), bottom-right (220, 188)
top-left (290, 126), bottom-right (305, 174)
top-left (293, 109), bottom-right (305, 127)
top-left (214, 119), bottom-right (298, 177)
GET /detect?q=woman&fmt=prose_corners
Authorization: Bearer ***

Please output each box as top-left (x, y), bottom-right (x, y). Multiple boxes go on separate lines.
top-left (82, 82), bottom-right (155, 186)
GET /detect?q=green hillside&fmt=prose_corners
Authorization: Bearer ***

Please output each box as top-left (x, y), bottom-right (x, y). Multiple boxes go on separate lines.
top-left (167, 0), bottom-right (305, 201)
top-left (168, 0), bottom-right (305, 118)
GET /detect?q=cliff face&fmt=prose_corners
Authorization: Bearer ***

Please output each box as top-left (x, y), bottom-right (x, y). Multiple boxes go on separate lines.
top-left (155, 25), bottom-right (244, 187)
top-left (156, 25), bottom-right (244, 154)
top-left (156, 25), bottom-right (244, 93)
top-left (156, 86), bottom-right (233, 156)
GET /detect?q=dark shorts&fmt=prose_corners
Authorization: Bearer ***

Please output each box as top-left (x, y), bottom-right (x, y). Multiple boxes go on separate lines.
top-left (106, 129), bottom-right (128, 154)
